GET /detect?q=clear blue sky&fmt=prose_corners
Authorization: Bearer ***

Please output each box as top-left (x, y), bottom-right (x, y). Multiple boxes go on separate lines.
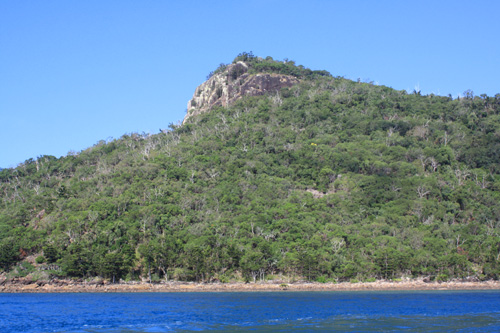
top-left (1, 1), bottom-right (499, 169)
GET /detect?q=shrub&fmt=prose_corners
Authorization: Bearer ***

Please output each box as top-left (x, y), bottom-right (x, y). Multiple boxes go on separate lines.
top-left (217, 273), bottom-right (230, 283)
top-left (13, 261), bottom-right (36, 277)
top-left (316, 276), bottom-right (327, 283)
top-left (436, 274), bottom-right (449, 282)
top-left (35, 256), bottom-right (46, 264)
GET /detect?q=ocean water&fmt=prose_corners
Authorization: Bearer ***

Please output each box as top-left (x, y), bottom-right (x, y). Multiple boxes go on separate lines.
top-left (1, 291), bottom-right (500, 332)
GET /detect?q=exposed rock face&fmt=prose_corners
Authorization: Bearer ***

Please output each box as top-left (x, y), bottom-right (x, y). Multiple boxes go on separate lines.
top-left (183, 61), bottom-right (299, 123)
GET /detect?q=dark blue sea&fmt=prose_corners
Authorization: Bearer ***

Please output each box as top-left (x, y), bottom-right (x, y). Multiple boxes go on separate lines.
top-left (1, 291), bottom-right (500, 332)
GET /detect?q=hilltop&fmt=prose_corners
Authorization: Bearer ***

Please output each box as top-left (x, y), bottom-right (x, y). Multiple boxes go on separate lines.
top-left (184, 52), bottom-right (329, 123)
top-left (1, 53), bottom-right (500, 285)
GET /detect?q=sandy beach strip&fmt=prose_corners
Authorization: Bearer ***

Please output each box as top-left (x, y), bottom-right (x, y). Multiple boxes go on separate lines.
top-left (2, 279), bottom-right (500, 293)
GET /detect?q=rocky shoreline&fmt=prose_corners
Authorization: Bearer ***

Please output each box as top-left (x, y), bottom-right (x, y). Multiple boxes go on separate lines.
top-left (2, 277), bottom-right (500, 293)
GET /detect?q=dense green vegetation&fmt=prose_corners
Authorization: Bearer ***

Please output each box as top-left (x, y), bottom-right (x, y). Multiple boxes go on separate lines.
top-left (1, 55), bottom-right (500, 283)
top-left (208, 51), bottom-right (331, 81)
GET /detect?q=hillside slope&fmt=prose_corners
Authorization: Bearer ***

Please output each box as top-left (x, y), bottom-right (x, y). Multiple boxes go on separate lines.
top-left (1, 53), bottom-right (500, 283)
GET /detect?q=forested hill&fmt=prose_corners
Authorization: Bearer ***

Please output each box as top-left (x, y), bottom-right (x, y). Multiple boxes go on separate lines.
top-left (1, 53), bottom-right (500, 283)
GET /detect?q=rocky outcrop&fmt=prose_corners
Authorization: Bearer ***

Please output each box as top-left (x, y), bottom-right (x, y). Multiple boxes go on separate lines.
top-left (183, 61), bottom-right (299, 123)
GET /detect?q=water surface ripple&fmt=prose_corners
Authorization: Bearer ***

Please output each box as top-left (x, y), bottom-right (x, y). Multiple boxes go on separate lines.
top-left (1, 291), bottom-right (500, 332)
